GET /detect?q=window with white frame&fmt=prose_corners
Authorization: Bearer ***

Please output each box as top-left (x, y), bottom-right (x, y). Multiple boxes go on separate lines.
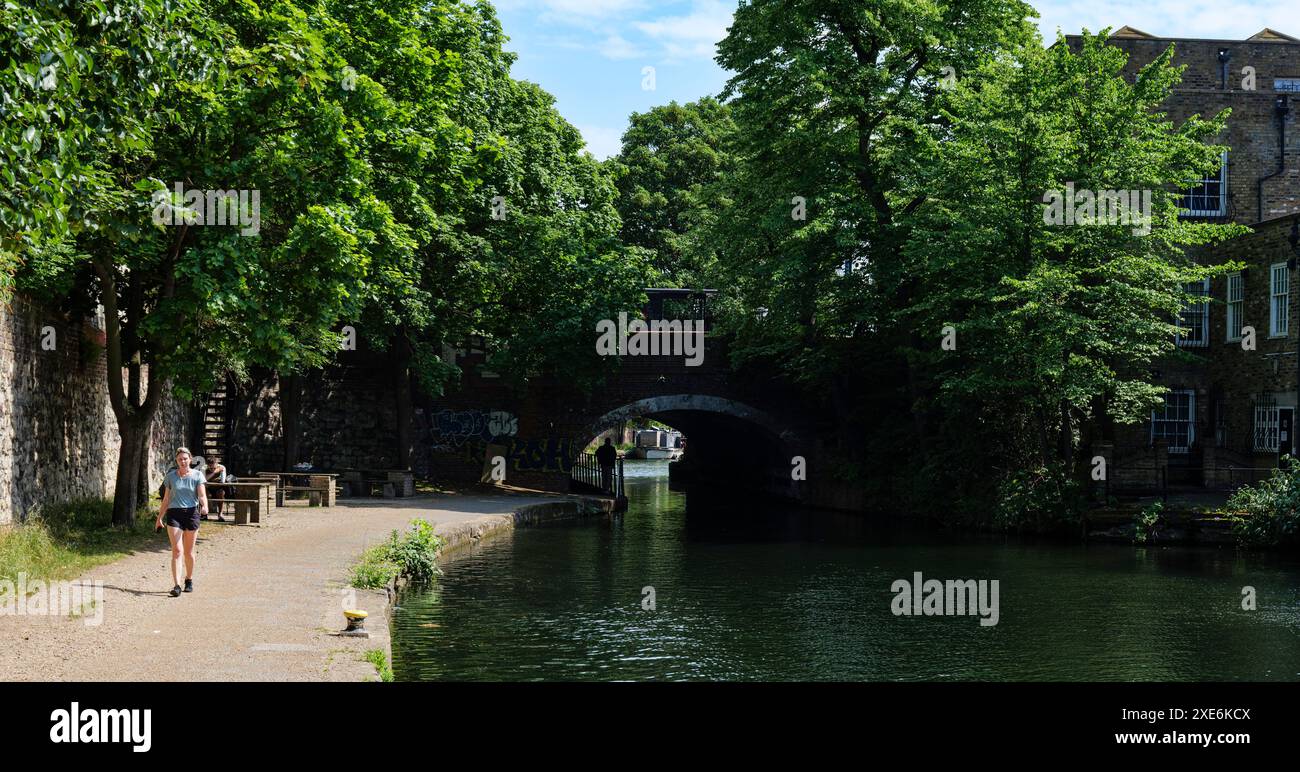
top-left (1179, 151), bottom-right (1227, 217)
top-left (1226, 272), bottom-right (1243, 341)
top-left (1151, 390), bottom-right (1195, 453)
top-left (1271, 263), bottom-right (1289, 337)
top-left (1254, 397), bottom-right (1280, 451)
top-left (1176, 278), bottom-right (1210, 347)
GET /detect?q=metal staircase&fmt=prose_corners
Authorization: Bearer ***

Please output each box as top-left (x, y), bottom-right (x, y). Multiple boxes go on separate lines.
top-left (201, 381), bottom-right (229, 461)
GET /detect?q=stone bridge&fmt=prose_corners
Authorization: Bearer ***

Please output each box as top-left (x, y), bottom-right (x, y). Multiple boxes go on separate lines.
top-left (225, 289), bottom-right (827, 506)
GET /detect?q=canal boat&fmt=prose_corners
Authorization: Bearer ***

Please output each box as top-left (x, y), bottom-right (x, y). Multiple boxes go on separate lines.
top-left (630, 429), bottom-right (684, 460)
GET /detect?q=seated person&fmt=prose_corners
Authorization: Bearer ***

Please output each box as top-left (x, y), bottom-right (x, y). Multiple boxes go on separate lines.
top-left (205, 456), bottom-right (230, 522)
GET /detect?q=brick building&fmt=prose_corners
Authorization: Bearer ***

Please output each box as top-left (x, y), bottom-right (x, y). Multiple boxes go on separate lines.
top-left (1076, 27), bottom-right (1300, 491)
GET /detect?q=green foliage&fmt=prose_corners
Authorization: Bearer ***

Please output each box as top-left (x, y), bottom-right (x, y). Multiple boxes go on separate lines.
top-left (608, 98), bottom-right (735, 283)
top-left (1, 0), bottom-right (217, 289)
top-left (1134, 502), bottom-right (1164, 545)
top-left (349, 518), bottom-right (443, 589)
top-left (994, 465), bottom-right (1083, 533)
top-left (324, 0), bottom-right (655, 393)
top-left (911, 31), bottom-right (1246, 459)
top-left (388, 518), bottom-right (442, 584)
top-left (348, 544), bottom-right (398, 591)
top-left (701, 0), bottom-right (1040, 379)
top-left (1227, 457), bottom-right (1300, 548)
top-left (656, 7), bottom-right (1257, 521)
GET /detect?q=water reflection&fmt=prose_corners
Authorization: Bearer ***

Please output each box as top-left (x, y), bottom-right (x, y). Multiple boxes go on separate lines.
top-left (391, 460), bottom-right (1300, 681)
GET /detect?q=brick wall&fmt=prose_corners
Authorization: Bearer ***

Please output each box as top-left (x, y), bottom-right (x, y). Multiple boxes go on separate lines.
top-left (0, 296), bottom-right (190, 524)
top-left (1088, 33), bottom-right (1300, 224)
top-left (1112, 218), bottom-right (1299, 468)
top-left (1084, 30), bottom-right (1300, 477)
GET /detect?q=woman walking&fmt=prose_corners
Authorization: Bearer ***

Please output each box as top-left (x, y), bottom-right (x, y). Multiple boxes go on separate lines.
top-left (155, 447), bottom-right (208, 597)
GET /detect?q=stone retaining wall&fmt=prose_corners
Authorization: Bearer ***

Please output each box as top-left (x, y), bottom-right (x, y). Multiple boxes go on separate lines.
top-left (0, 296), bottom-right (190, 524)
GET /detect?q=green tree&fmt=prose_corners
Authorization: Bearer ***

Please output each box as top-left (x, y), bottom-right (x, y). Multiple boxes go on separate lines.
top-left (17, 0), bottom-right (409, 525)
top-left (323, 0), bottom-right (654, 430)
top-left (907, 30), bottom-right (1246, 503)
top-left (700, 0), bottom-right (1039, 463)
top-left (609, 98), bottom-right (735, 283)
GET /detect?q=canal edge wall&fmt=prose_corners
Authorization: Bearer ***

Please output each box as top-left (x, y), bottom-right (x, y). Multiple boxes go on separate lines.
top-left (433, 495), bottom-right (615, 558)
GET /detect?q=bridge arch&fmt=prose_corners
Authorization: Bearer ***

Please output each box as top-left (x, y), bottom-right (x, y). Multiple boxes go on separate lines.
top-left (579, 393), bottom-right (804, 501)
top-left (587, 394), bottom-right (799, 447)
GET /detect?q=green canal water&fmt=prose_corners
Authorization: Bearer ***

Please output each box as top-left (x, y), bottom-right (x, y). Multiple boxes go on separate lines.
top-left (390, 460), bottom-right (1300, 681)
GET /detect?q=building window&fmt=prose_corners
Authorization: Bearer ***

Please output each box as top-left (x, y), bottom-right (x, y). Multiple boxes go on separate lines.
top-left (1179, 151), bottom-right (1227, 217)
top-left (1176, 278), bottom-right (1210, 347)
top-left (1271, 263), bottom-right (1289, 337)
top-left (1226, 272), bottom-right (1243, 342)
top-left (1151, 390), bottom-right (1195, 453)
top-left (1254, 395), bottom-right (1280, 451)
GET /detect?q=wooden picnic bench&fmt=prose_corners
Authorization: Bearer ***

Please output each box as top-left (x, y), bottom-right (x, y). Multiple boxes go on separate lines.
top-left (338, 469), bottom-right (414, 498)
top-left (257, 472), bottom-right (337, 507)
top-left (213, 480), bottom-right (277, 525)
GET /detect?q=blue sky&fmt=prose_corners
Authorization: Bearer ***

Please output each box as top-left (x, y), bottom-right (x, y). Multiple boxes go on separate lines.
top-left (492, 0), bottom-right (1292, 159)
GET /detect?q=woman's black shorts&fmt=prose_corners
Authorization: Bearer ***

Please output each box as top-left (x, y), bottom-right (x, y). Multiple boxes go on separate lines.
top-left (164, 507), bottom-right (201, 531)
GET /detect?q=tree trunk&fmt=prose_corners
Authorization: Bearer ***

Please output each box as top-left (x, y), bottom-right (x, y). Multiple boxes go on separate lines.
top-left (1058, 401), bottom-right (1074, 471)
top-left (282, 372), bottom-right (300, 470)
top-left (136, 433), bottom-right (150, 510)
top-left (111, 418), bottom-right (153, 527)
top-left (93, 233), bottom-right (181, 526)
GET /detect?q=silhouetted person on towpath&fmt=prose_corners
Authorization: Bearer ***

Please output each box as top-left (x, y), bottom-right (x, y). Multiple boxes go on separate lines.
top-left (596, 437), bottom-right (617, 493)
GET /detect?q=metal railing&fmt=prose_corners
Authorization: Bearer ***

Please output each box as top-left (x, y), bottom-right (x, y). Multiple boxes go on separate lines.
top-left (570, 452), bottom-right (624, 499)
top-left (1104, 464), bottom-right (1278, 502)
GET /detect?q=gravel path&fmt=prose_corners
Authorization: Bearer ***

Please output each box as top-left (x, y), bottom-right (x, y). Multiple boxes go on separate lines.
top-left (0, 490), bottom-right (566, 681)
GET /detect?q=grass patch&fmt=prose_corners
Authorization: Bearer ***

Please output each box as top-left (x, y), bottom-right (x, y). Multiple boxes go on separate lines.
top-left (413, 479), bottom-right (456, 495)
top-left (365, 649), bottom-right (393, 682)
top-left (0, 498), bottom-right (164, 585)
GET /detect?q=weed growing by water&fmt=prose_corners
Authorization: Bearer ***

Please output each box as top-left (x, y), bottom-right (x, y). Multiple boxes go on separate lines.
top-left (1133, 502), bottom-right (1164, 544)
top-left (365, 649), bottom-right (393, 682)
top-left (349, 519), bottom-right (444, 589)
top-left (1228, 456), bottom-right (1300, 548)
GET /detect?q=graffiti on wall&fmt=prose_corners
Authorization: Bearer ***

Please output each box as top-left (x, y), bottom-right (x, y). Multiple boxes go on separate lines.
top-left (425, 409), bottom-right (576, 473)
top-left (430, 409), bottom-right (518, 451)
top-left (503, 437), bottom-right (573, 472)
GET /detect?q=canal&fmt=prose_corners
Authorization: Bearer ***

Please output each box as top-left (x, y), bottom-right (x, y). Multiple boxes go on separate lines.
top-left (390, 460), bottom-right (1300, 681)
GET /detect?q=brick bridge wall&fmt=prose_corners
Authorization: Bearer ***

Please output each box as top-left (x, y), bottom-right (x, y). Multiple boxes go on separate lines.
top-left (224, 335), bottom-right (820, 497)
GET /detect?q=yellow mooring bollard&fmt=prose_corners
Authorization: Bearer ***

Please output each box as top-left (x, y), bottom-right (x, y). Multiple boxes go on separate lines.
top-left (342, 609), bottom-right (370, 637)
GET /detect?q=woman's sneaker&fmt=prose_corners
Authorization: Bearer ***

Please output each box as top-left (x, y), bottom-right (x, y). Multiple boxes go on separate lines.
top-left (183, 579), bottom-right (193, 593)
top-left (169, 585), bottom-right (182, 597)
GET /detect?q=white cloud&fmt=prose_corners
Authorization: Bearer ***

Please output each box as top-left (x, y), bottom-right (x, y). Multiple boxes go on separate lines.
top-left (522, 0), bottom-right (652, 32)
top-left (634, 0), bottom-right (734, 61)
top-left (544, 0), bottom-right (647, 16)
top-left (510, 0), bottom-right (736, 61)
top-left (599, 34), bottom-right (648, 60)
top-left (576, 124), bottom-right (624, 159)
